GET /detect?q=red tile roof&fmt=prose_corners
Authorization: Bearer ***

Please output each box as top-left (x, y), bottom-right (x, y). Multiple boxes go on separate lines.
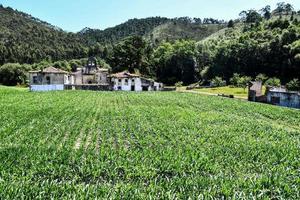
top-left (109, 71), bottom-right (140, 78)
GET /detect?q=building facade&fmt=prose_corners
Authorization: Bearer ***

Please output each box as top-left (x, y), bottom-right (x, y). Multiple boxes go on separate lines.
top-left (29, 67), bottom-right (74, 91)
top-left (110, 72), bottom-right (163, 92)
top-left (29, 58), bottom-right (163, 92)
top-left (72, 57), bottom-right (110, 85)
top-left (266, 87), bottom-right (300, 109)
top-left (248, 82), bottom-right (300, 109)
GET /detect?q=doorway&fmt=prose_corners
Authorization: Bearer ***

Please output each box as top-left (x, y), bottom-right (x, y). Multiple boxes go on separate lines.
top-left (131, 85), bottom-right (135, 91)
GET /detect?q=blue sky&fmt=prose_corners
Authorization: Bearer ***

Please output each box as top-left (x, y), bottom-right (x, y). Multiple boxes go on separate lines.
top-left (1, 0), bottom-right (299, 32)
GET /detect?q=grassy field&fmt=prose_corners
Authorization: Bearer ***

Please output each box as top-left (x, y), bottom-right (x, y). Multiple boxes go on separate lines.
top-left (0, 87), bottom-right (299, 199)
top-left (189, 86), bottom-right (266, 99)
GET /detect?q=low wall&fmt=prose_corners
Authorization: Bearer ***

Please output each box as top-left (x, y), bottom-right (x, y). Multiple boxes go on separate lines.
top-left (65, 84), bottom-right (111, 91)
top-left (30, 84), bottom-right (64, 92)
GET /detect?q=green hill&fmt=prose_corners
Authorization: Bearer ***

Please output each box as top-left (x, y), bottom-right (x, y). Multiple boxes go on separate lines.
top-left (0, 5), bottom-right (87, 65)
top-left (0, 6), bottom-right (225, 65)
top-left (146, 21), bottom-right (225, 44)
top-left (79, 17), bottom-right (226, 45)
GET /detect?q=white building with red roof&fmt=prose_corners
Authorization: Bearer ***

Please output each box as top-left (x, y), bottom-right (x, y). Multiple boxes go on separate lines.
top-left (109, 71), bottom-right (163, 92)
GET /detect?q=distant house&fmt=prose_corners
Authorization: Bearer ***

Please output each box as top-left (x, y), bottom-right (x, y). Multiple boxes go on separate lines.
top-left (109, 71), bottom-right (163, 91)
top-left (72, 57), bottom-right (110, 86)
top-left (248, 81), bottom-right (265, 102)
top-left (29, 67), bottom-right (74, 91)
top-left (266, 87), bottom-right (300, 109)
top-left (29, 57), bottom-right (163, 92)
top-left (248, 81), bottom-right (300, 109)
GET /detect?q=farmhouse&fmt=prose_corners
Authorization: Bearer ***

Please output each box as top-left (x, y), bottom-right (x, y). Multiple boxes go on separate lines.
top-left (66, 57), bottom-right (111, 90)
top-left (248, 81), bottom-right (300, 109)
top-left (72, 57), bottom-right (110, 85)
top-left (29, 67), bottom-right (74, 91)
top-left (109, 71), bottom-right (163, 91)
top-left (29, 57), bottom-right (164, 92)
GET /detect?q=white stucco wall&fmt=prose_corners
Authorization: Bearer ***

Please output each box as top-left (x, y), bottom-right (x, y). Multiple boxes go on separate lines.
top-left (113, 78), bottom-right (142, 91)
top-left (30, 84), bottom-right (64, 92)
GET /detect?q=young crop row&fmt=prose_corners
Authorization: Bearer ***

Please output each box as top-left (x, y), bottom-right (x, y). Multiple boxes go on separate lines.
top-left (0, 87), bottom-right (299, 199)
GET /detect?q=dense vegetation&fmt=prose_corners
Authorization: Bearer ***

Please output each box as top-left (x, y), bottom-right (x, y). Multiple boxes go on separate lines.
top-left (0, 5), bottom-right (88, 65)
top-left (0, 87), bottom-right (299, 198)
top-left (0, 2), bottom-right (300, 88)
top-left (79, 17), bottom-right (225, 45)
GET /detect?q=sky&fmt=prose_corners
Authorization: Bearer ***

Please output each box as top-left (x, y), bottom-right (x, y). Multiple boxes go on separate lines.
top-left (1, 0), bottom-right (300, 32)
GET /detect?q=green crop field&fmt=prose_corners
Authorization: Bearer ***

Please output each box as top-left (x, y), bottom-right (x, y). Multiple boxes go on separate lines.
top-left (0, 87), bottom-right (299, 199)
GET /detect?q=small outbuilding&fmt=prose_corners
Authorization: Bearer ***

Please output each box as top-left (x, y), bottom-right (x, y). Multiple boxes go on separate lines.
top-left (248, 82), bottom-right (300, 109)
top-left (266, 87), bottom-right (300, 109)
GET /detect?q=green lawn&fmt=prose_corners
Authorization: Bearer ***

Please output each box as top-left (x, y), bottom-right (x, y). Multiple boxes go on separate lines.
top-left (0, 87), bottom-right (299, 199)
top-left (191, 86), bottom-right (266, 99)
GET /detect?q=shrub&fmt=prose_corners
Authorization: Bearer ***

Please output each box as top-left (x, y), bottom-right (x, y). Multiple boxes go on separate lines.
top-left (255, 73), bottom-right (268, 84)
top-left (237, 76), bottom-right (252, 90)
top-left (286, 79), bottom-right (300, 91)
top-left (265, 77), bottom-right (281, 87)
top-left (230, 73), bottom-right (241, 87)
top-left (0, 63), bottom-right (31, 86)
top-left (211, 77), bottom-right (226, 87)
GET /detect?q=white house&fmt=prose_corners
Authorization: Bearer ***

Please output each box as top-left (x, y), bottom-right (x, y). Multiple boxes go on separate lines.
top-left (29, 67), bottom-right (74, 92)
top-left (109, 71), bottom-right (164, 92)
top-left (110, 72), bottom-right (143, 91)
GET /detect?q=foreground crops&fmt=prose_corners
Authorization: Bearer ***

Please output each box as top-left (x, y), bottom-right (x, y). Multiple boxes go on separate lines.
top-left (0, 87), bottom-right (299, 199)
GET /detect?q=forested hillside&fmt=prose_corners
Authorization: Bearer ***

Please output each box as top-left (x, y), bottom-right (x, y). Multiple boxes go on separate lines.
top-left (79, 17), bottom-right (225, 45)
top-left (0, 5), bottom-right (88, 65)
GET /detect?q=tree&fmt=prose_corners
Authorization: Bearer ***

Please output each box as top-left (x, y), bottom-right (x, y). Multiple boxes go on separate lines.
top-left (240, 10), bottom-right (262, 23)
top-left (265, 78), bottom-right (281, 87)
top-left (211, 77), bottom-right (226, 87)
top-left (255, 74), bottom-right (268, 84)
top-left (110, 36), bottom-right (152, 75)
top-left (238, 76), bottom-right (252, 91)
top-left (260, 5), bottom-right (271, 20)
top-left (274, 2), bottom-right (294, 15)
top-left (227, 20), bottom-right (234, 28)
top-left (153, 40), bottom-right (197, 85)
top-left (286, 79), bottom-right (300, 91)
top-left (0, 63), bottom-right (31, 86)
top-left (230, 73), bottom-right (241, 87)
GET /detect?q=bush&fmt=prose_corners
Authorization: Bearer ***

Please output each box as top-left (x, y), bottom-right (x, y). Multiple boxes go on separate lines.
top-left (255, 74), bottom-right (268, 84)
top-left (237, 76), bottom-right (252, 90)
top-left (230, 73), bottom-right (241, 87)
top-left (0, 63), bottom-right (31, 86)
top-left (211, 77), bottom-right (226, 87)
top-left (265, 77), bottom-right (281, 87)
top-left (175, 81), bottom-right (183, 88)
top-left (286, 79), bottom-right (300, 91)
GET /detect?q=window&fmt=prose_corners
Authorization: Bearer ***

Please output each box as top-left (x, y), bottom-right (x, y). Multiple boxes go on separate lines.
top-left (46, 76), bottom-right (51, 85)
top-left (33, 76), bottom-right (38, 84)
top-left (271, 96), bottom-right (280, 104)
top-left (125, 79), bottom-right (128, 85)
